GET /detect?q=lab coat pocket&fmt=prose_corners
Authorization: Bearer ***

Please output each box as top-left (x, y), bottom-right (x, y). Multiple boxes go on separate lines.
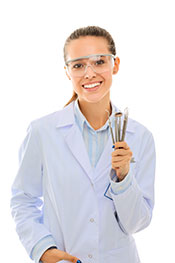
top-left (104, 180), bottom-right (114, 202)
top-left (104, 240), bottom-right (140, 263)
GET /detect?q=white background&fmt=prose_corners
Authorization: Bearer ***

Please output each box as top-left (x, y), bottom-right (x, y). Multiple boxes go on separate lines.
top-left (0, 0), bottom-right (174, 262)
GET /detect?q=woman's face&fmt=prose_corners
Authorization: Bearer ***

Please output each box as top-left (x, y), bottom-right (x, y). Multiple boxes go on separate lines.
top-left (65, 36), bottom-right (120, 104)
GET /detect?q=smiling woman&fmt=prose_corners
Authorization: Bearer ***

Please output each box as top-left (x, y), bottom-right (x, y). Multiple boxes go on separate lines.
top-left (64, 31), bottom-right (120, 112)
top-left (10, 26), bottom-right (156, 263)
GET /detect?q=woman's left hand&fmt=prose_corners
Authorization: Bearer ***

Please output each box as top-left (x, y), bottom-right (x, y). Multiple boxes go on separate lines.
top-left (111, 141), bottom-right (133, 181)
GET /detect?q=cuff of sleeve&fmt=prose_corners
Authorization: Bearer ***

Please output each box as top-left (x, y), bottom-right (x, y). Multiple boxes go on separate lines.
top-left (31, 235), bottom-right (57, 263)
top-left (109, 168), bottom-right (133, 195)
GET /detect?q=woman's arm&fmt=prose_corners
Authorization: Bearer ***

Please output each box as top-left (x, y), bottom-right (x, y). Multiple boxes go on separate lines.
top-left (110, 131), bottom-right (156, 234)
top-left (10, 122), bottom-right (58, 261)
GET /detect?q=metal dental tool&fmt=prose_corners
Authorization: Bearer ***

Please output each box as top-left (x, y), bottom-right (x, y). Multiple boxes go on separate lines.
top-left (105, 109), bottom-right (115, 146)
top-left (114, 113), bottom-right (119, 143)
top-left (121, 107), bottom-right (128, 141)
top-left (115, 112), bottom-right (122, 142)
top-left (106, 107), bottom-right (135, 163)
top-left (118, 112), bottom-right (122, 141)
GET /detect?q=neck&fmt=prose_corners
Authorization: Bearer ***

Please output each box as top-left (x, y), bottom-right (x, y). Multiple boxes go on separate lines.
top-left (77, 95), bottom-right (112, 130)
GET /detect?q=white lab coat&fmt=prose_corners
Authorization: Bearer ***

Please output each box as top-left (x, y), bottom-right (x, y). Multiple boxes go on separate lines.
top-left (10, 100), bottom-right (156, 263)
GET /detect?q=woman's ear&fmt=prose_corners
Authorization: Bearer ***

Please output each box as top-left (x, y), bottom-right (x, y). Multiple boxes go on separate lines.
top-left (113, 57), bottom-right (120, 75)
top-left (64, 66), bottom-right (71, 80)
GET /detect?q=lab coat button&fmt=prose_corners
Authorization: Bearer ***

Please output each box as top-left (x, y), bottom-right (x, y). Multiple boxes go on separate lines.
top-left (88, 254), bottom-right (93, 258)
top-left (90, 218), bottom-right (94, 222)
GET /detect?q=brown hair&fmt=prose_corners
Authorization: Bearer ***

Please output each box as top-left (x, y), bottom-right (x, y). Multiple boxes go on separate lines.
top-left (64, 26), bottom-right (116, 107)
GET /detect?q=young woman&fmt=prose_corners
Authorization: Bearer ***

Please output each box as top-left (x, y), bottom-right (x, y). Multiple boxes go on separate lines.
top-left (11, 26), bottom-right (156, 263)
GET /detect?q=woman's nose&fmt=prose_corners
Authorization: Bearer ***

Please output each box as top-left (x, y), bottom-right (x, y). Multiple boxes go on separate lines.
top-left (84, 64), bottom-right (97, 78)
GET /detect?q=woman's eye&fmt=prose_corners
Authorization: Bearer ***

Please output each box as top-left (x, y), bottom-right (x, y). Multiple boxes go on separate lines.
top-left (73, 63), bottom-right (84, 69)
top-left (95, 59), bottom-right (105, 65)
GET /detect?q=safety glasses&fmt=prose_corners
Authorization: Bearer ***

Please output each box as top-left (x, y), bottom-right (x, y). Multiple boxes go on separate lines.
top-left (65, 54), bottom-right (115, 77)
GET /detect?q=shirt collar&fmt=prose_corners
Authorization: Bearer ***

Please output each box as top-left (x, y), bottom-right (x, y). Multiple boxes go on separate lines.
top-left (74, 98), bottom-right (117, 133)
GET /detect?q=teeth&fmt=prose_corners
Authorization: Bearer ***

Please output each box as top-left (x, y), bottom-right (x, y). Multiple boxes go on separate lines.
top-left (84, 82), bottom-right (101, 89)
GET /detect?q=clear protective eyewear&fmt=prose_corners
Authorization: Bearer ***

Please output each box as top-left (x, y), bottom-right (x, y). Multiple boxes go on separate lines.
top-left (65, 53), bottom-right (115, 77)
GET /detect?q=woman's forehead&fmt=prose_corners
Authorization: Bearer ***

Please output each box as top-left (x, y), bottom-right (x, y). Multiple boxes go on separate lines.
top-left (66, 36), bottom-right (110, 60)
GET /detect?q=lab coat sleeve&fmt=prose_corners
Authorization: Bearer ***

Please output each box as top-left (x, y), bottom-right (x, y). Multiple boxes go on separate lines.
top-left (109, 168), bottom-right (132, 193)
top-left (31, 235), bottom-right (57, 263)
top-left (10, 122), bottom-right (57, 261)
top-left (109, 131), bottom-right (156, 235)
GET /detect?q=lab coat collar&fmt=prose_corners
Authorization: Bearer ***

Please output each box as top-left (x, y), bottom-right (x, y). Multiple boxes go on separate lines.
top-left (55, 100), bottom-right (135, 182)
top-left (55, 101), bottom-right (75, 128)
top-left (55, 100), bottom-right (135, 133)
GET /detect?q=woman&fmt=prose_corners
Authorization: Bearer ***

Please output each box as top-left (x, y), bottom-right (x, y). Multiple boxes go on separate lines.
top-left (10, 26), bottom-right (156, 263)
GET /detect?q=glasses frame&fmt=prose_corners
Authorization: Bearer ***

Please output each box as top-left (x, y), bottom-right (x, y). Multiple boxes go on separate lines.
top-left (65, 53), bottom-right (115, 65)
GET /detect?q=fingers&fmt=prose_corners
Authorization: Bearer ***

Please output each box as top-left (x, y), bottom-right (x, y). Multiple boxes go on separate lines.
top-left (112, 148), bottom-right (132, 158)
top-left (61, 251), bottom-right (80, 263)
top-left (112, 157), bottom-right (130, 170)
top-left (41, 248), bottom-right (81, 263)
top-left (111, 142), bottom-right (132, 181)
top-left (113, 141), bottom-right (129, 150)
top-left (112, 155), bottom-right (131, 163)
top-left (112, 148), bottom-right (132, 157)
top-left (111, 141), bottom-right (132, 157)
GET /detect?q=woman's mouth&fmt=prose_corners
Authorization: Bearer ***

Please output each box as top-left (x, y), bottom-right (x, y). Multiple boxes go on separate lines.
top-left (82, 81), bottom-right (103, 91)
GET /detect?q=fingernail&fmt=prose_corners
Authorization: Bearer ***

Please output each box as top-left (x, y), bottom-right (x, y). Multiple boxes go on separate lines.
top-left (76, 260), bottom-right (82, 263)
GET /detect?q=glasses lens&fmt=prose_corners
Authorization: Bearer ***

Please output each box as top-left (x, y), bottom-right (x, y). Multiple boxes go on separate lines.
top-left (68, 58), bottom-right (86, 77)
top-left (67, 55), bottom-right (114, 77)
top-left (90, 55), bottom-right (113, 74)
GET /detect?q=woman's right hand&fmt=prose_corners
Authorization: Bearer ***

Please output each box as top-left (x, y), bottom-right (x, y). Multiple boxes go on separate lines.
top-left (40, 248), bottom-right (81, 263)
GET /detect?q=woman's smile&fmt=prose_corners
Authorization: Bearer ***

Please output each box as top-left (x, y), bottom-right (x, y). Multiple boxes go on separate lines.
top-left (82, 81), bottom-right (103, 91)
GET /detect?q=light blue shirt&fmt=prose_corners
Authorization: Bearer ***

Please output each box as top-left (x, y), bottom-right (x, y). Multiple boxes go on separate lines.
top-left (74, 98), bottom-right (115, 168)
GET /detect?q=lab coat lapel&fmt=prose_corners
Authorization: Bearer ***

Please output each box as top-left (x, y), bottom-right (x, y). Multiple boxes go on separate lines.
top-left (64, 124), bottom-right (93, 177)
top-left (94, 132), bottom-right (114, 179)
top-left (56, 102), bottom-right (93, 181)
